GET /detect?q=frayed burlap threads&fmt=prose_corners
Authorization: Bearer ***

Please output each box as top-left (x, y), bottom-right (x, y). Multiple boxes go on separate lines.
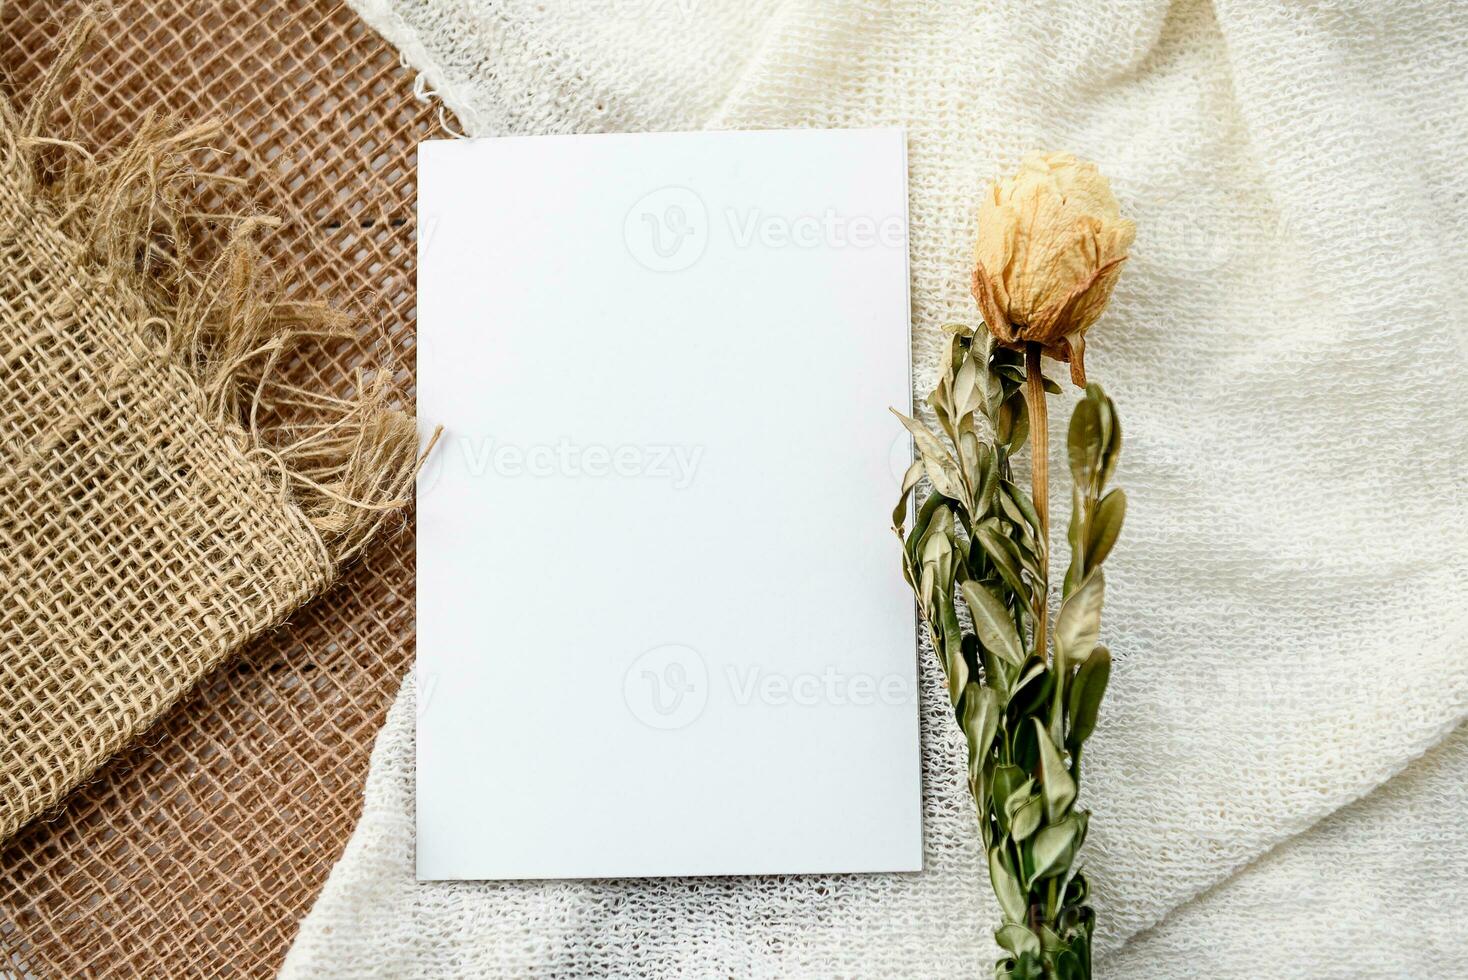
top-left (0, 15), bottom-right (429, 841)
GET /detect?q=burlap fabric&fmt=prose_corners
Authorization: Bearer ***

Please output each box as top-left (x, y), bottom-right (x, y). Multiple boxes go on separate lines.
top-left (0, 2), bottom-right (433, 975)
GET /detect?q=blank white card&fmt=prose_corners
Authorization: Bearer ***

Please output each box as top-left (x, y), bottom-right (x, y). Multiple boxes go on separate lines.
top-left (416, 128), bottom-right (919, 880)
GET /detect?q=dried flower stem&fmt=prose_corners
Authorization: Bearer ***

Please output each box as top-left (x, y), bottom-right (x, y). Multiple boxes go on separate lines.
top-left (892, 331), bottom-right (1123, 980)
top-left (1024, 342), bottom-right (1050, 658)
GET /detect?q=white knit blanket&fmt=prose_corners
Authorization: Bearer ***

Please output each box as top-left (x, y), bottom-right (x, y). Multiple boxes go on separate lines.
top-left (284, 2), bottom-right (1468, 977)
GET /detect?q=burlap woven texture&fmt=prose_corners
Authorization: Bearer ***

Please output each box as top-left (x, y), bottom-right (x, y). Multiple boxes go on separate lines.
top-left (0, 2), bottom-right (433, 975)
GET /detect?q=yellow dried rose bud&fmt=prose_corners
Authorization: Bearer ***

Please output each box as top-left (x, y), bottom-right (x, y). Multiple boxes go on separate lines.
top-left (971, 152), bottom-right (1135, 387)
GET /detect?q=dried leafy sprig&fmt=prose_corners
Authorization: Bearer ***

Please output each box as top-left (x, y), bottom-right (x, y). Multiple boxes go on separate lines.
top-left (892, 327), bottom-right (1124, 980)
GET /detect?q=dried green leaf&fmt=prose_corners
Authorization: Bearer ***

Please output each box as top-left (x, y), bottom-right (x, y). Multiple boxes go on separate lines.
top-left (954, 355), bottom-right (985, 419)
top-left (977, 338), bottom-right (1005, 419)
top-left (991, 764), bottom-right (1026, 816)
top-left (1008, 659), bottom-right (1053, 722)
top-left (996, 388), bottom-right (1031, 455)
top-left (976, 525), bottom-right (1029, 601)
top-left (918, 517), bottom-right (955, 624)
top-left (892, 408), bottom-right (947, 457)
top-left (1082, 383), bottom-right (1121, 489)
top-left (892, 409), bottom-right (964, 500)
top-left (988, 847), bottom-right (1029, 923)
top-left (1006, 393), bottom-right (1030, 453)
top-left (1100, 389), bottom-right (1121, 488)
top-left (961, 580), bottom-right (1024, 666)
top-left (1000, 479), bottom-right (1042, 537)
top-left (1067, 396), bottom-right (1102, 487)
top-left (1005, 952), bottom-right (1047, 980)
top-left (1091, 383), bottom-right (1112, 451)
top-left (975, 445), bottom-right (999, 514)
top-left (1002, 777), bottom-right (1035, 817)
top-left (905, 493), bottom-right (946, 579)
top-left (1066, 645), bottom-right (1111, 752)
top-left (1009, 794), bottom-right (1043, 841)
top-left (960, 432), bottom-right (992, 513)
top-left (908, 491), bottom-right (945, 543)
top-left (892, 459), bottom-right (924, 531)
top-left (962, 684), bottom-right (1002, 781)
top-left (929, 382), bottom-right (953, 437)
top-left (939, 593), bottom-right (968, 706)
top-left (1085, 489), bottom-right (1126, 570)
top-left (920, 520), bottom-right (953, 569)
top-left (1054, 570), bottom-right (1105, 665)
top-left (997, 485), bottom-right (1024, 527)
top-left (1063, 489), bottom-right (1085, 598)
top-left (995, 923), bottom-right (1041, 958)
top-left (1028, 813), bottom-right (1082, 883)
top-left (1055, 950), bottom-right (1085, 980)
top-left (1039, 927), bottom-right (1068, 956)
top-left (925, 455), bottom-right (965, 502)
top-left (1033, 717), bottom-right (1077, 822)
top-left (1065, 871), bottom-right (1090, 908)
top-left (1001, 529), bottom-right (1044, 583)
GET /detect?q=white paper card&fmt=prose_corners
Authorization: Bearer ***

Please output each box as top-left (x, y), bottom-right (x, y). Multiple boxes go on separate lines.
top-left (416, 128), bottom-right (919, 880)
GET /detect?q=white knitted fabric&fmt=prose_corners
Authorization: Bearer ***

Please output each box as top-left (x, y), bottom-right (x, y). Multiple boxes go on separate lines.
top-left (285, 1), bottom-right (1468, 976)
top-left (286, 681), bottom-right (1468, 978)
top-left (1107, 725), bottom-right (1468, 978)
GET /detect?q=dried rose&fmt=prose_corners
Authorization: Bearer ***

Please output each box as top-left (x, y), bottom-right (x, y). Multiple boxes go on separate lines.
top-left (971, 152), bottom-right (1135, 387)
